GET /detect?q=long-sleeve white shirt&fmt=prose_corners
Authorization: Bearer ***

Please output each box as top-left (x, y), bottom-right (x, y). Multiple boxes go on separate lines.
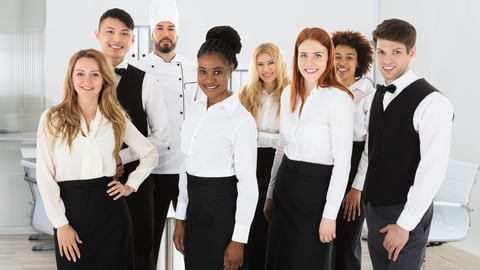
top-left (352, 70), bottom-right (454, 231)
top-left (115, 59), bottom-right (170, 172)
top-left (36, 108), bottom-right (158, 228)
top-left (175, 94), bottom-right (259, 243)
top-left (350, 77), bottom-right (375, 142)
top-left (256, 89), bottom-right (280, 149)
top-left (134, 53), bottom-right (197, 174)
top-left (267, 86), bottom-right (354, 220)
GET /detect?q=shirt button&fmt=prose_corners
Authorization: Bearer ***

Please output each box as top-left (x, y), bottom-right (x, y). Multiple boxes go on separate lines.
top-left (180, 111), bottom-right (183, 115)
top-left (151, 65), bottom-right (154, 68)
top-left (167, 147), bottom-right (171, 150)
top-left (178, 77), bottom-right (182, 81)
top-left (180, 94), bottom-right (183, 97)
top-left (177, 63), bottom-right (180, 66)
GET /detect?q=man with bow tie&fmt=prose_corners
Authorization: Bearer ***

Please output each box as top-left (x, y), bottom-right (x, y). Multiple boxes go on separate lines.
top-left (95, 8), bottom-right (170, 270)
top-left (351, 18), bottom-right (454, 270)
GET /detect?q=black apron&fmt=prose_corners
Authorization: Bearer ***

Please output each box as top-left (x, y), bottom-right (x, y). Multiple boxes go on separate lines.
top-left (266, 156), bottom-right (334, 270)
top-left (55, 177), bottom-right (134, 270)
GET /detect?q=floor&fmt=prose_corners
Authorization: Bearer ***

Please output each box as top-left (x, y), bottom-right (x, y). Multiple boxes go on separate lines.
top-left (1, 234), bottom-right (480, 270)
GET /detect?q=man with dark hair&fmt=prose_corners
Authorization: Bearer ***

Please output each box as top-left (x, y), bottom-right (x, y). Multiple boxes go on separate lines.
top-left (95, 8), bottom-right (170, 270)
top-left (351, 18), bottom-right (454, 269)
top-left (135, 0), bottom-right (197, 268)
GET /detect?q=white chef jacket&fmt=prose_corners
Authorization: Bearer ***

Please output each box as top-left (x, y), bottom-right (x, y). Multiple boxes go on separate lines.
top-left (135, 53), bottom-right (198, 174)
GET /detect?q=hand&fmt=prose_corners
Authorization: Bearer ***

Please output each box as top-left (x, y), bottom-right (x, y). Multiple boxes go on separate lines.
top-left (380, 224), bottom-right (409, 262)
top-left (173, 219), bottom-right (185, 255)
top-left (263, 198), bottom-right (273, 222)
top-left (223, 241), bottom-right (244, 270)
top-left (56, 224), bottom-right (83, 262)
top-left (342, 188), bottom-right (362, 221)
top-left (107, 179), bottom-right (134, 200)
top-left (318, 217), bottom-right (336, 243)
top-left (114, 155), bottom-right (124, 179)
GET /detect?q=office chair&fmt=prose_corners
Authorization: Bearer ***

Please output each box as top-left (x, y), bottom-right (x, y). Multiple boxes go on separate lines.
top-left (21, 158), bottom-right (55, 251)
top-left (428, 159), bottom-right (479, 246)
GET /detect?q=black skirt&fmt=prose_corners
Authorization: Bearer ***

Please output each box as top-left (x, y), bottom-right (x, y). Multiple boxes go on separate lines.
top-left (184, 174), bottom-right (246, 270)
top-left (247, 147), bottom-right (275, 270)
top-left (55, 177), bottom-right (134, 270)
top-left (266, 156), bottom-right (334, 270)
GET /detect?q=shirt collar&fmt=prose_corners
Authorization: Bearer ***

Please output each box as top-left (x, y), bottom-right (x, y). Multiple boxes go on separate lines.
top-left (350, 77), bottom-right (374, 93)
top-left (196, 92), bottom-right (239, 114)
top-left (115, 58), bottom-right (129, 70)
top-left (386, 70), bottom-right (421, 95)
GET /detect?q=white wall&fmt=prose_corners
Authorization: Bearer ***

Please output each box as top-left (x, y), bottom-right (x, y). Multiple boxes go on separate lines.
top-left (45, 0), bottom-right (480, 257)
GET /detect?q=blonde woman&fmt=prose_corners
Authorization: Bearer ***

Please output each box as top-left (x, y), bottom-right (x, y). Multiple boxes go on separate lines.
top-left (36, 49), bottom-right (158, 270)
top-left (238, 42), bottom-right (289, 270)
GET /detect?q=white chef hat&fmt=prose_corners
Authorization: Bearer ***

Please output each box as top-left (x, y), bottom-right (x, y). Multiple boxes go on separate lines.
top-left (150, 0), bottom-right (179, 35)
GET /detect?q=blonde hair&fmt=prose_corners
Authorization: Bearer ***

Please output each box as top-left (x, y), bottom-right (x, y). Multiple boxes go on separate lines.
top-left (239, 42), bottom-right (290, 119)
top-left (45, 49), bottom-right (127, 155)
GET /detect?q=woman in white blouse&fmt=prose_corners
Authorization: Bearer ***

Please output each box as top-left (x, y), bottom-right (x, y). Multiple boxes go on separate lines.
top-left (264, 27), bottom-right (354, 270)
top-left (172, 26), bottom-right (258, 270)
top-left (36, 49), bottom-right (158, 270)
top-left (331, 30), bottom-right (374, 270)
top-left (238, 42), bottom-right (290, 270)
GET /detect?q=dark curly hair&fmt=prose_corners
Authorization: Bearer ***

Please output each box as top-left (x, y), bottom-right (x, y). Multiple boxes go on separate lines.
top-left (332, 30), bottom-right (373, 78)
top-left (197, 25), bottom-right (242, 69)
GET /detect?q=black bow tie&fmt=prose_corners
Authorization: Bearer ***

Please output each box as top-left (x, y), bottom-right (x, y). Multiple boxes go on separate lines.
top-left (114, 68), bottom-right (127, 76)
top-left (376, 84), bottom-right (396, 94)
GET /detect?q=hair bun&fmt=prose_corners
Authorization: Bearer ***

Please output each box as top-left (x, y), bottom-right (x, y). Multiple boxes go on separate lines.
top-left (205, 25), bottom-right (242, 54)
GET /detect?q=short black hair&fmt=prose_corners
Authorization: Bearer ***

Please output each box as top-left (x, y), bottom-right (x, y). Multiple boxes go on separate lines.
top-left (98, 8), bottom-right (134, 30)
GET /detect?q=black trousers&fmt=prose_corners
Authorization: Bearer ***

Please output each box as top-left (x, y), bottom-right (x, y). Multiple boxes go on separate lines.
top-left (150, 173), bottom-right (179, 269)
top-left (247, 147), bottom-right (275, 270)
top-left (366, 203), bottom-right (433, 270)
top-left (334, 141), bottom-right (366, 270)
top-left (55, 177), bottom-right (134, 270)
top-left (266, 156), bottom-right (334, 270)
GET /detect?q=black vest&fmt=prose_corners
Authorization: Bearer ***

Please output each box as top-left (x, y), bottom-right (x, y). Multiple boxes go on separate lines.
top-left (116, 64), bottom-right (148, 137)
top-left (364, 78), bottom-right (437, 206)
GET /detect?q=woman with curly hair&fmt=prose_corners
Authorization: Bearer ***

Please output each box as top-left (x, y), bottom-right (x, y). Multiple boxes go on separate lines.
top-left (331, 30), bottom-right (374, 270)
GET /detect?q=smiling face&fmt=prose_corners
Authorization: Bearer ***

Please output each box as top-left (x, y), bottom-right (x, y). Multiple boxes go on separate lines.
top-left (297, 39), bottom-right (328, 90)
top-left (152, 21), bottom-right (178, 55)
top-left (95, 17), bottom-right (134, 66)
top-left (375, 39), bottom-right (416, 84)
top-left (256, 52), bottom-right (277, 92)
top-left (72, 57), bottom-right (103, 103)
top-left (197, 53), bottom-right (233, 107)
top-left (334, 44), bottom-right (358, 87)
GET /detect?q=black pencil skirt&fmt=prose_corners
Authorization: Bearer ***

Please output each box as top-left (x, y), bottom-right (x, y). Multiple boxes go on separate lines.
top-left (55, 177), bottom-right (134, 270)
top-left (266, 156), bottom-right (334, 270)
top-left (184, 174), bottom-right (246, 270)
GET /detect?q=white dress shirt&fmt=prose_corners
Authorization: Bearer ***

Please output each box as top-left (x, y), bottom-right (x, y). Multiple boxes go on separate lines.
top-left (350, 77), bottom-right (375, 142)
top-left (115, 59), bottom-right (170, 172)
top-left (352, 70), bottom-right (454, 231)
top-left (175, 94), bottom-right (259, 243)
top-left (256, 89), bottom-right (280, 149)
top-left (36, 108), bottom-right (158, 228)
top-left (135, 53), bottom-right (197, 174)
top-left (267, 86), bottom-right (354, 220)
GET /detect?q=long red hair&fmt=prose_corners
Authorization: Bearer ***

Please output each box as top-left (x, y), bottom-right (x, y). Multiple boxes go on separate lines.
top-left (290, 27), bottom-right (352, 112)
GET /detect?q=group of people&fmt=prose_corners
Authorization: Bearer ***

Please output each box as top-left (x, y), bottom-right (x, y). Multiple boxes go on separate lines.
top-left (35, 0), bottom-right (454, 269)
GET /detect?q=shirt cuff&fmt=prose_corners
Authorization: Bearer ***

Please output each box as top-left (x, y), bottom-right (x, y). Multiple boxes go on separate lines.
top-left (175, 202), bottom-right (187, 220)
top-left (396, 211), bottom-right (419, 231)
top-left (231, 223), bottom-right (250, 243)
top-left (322, 204), bottom-right (339, 220)
top-left (51, 215), bottom-right (69, 229)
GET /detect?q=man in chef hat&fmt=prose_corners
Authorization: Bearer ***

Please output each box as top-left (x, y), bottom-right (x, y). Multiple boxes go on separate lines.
top-left (136, 0), bottom-right (197, 269)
